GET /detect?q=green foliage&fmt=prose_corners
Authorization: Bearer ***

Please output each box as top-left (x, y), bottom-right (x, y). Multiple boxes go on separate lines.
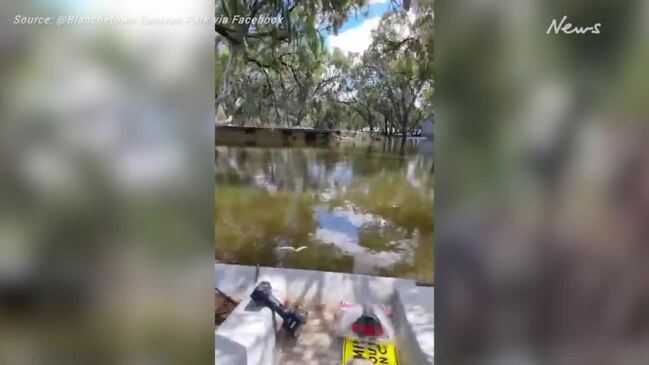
top-left (215, 0), bottom-right (434, 132)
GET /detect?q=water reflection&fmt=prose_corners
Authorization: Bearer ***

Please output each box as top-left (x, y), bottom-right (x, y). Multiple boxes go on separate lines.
top-left (215, 142), bottom-right (434, 282)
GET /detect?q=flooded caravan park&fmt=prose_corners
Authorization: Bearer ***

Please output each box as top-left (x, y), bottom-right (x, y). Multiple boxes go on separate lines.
top-left (215, 139), bottom-right (434, 283)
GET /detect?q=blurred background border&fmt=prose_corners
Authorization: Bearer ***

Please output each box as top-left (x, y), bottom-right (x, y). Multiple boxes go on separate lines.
top-left (436, 0), bottom-right (649, 364)
top-left (1, 1), bottom-right (215, 364)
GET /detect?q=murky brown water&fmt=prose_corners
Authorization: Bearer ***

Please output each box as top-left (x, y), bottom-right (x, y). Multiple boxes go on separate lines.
top-left (215, 140), bottom-right (434, 282)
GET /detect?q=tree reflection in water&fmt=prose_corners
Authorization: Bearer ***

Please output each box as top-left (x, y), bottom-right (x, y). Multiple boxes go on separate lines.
top-left (215, 141), bottom-right (434, 282)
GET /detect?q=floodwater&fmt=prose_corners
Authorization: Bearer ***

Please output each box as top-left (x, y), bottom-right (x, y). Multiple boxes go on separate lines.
top-left (215, 140), bottom-right (434, 283)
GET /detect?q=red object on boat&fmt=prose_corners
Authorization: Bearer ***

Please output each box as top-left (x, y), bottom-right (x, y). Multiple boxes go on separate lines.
top-left (351, 314), bottom-right (384, 337)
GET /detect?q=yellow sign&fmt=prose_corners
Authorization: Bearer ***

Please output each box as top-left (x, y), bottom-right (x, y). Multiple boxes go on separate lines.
top-left (341, 337), bottom-right (399, 365)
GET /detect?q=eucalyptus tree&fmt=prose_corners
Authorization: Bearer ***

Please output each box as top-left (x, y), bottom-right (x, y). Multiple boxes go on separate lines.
top-left (336, 0), bottom-right (433, 136)
top-left (362, 4), bottom-right (433, 137)
top-left (215, 0), bottom-right (432, 131)
top-left (215, 0), bottom-right (363, 115)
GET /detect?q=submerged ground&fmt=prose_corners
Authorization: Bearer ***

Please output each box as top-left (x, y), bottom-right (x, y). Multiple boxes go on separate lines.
top-left (215, 141), bottom-right (434, 283)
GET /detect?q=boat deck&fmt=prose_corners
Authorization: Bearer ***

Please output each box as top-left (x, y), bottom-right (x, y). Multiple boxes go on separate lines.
top-left (274, 308), bottom-right (342, 365)
top-left (215, 264), bottom-right (433, 365)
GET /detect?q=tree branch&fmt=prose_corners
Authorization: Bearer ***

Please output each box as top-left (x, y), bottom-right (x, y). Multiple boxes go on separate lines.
top-left (215, 24), bottom-right (241, 44)
top-left (215, 47), bottom-right (236, 111)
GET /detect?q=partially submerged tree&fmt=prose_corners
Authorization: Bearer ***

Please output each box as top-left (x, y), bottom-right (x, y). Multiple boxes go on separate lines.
top-left (215, 0), bottom-right (433, 133)
top-left (352, 0), bottom-right (434, 136)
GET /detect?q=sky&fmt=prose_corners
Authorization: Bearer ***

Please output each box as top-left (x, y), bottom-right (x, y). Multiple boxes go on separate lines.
top-left (326, 0), bottom-right (392, 55)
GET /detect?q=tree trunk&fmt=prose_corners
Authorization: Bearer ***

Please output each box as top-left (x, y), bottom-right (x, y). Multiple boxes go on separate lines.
top-left (366, 112), bottom-right (374, 134)
top-left (382, 115), bottom-right (388, 136)
top-left (399, 135), bottom-right (407, 155)
top-left (215, 45), bottom-right (236, 114)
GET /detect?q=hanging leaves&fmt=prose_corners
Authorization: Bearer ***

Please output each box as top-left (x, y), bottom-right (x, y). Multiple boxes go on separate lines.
top-left (216, 0), bottom-right (433, 130)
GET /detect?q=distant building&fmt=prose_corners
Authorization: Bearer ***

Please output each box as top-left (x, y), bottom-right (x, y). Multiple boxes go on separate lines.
top-left (361, 126), bottom-right (380, 133)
